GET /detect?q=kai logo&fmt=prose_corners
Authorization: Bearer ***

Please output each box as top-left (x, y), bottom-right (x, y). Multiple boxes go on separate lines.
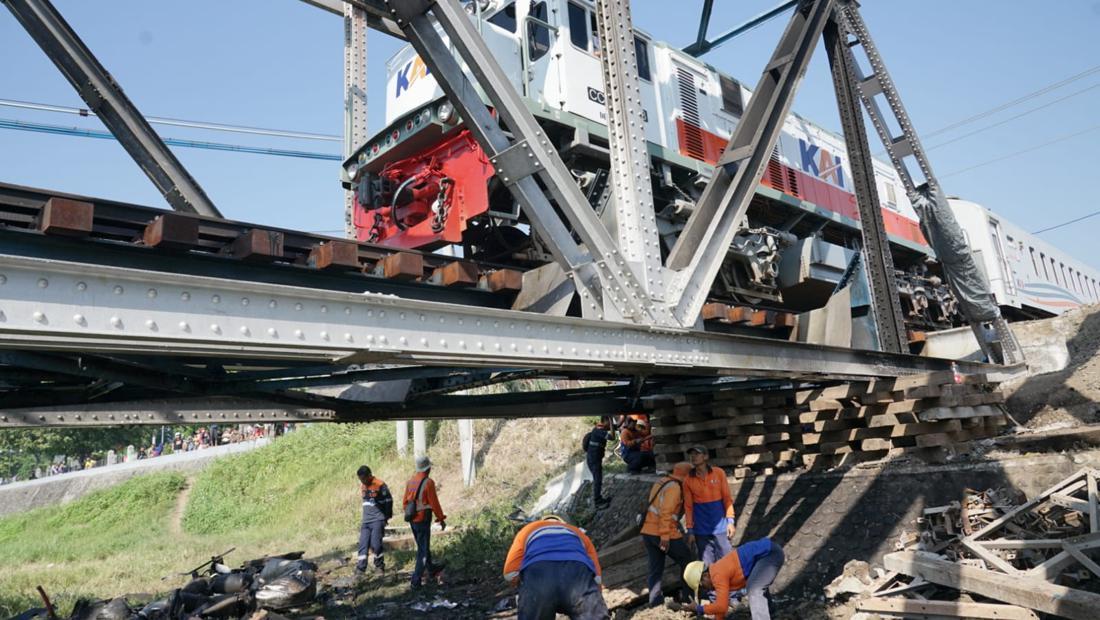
top-left (799, 138), bottom-right (845, 189)
top-left (395, 56), bottom-right (431, 98)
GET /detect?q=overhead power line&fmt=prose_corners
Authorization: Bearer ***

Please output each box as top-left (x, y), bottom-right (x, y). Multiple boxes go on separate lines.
top-left (0, 98), bottom-right (341, 142)
top-left (0, 118), bottom-right (342, 161)
top-left (939, 124), bottom-right (1100, 179)
top-left (1033, 209), bottom-right (1100, 235)
top-left (926, 82), bottom-right (1100, 152)
top-left (923, 64), bottom-right (1100, 139)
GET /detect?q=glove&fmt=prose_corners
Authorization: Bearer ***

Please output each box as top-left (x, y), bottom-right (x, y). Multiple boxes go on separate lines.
top-left (439, 520), bottom-right (447, 531)
top-left (665, 601), bottom-right (686, 612)
top-left (726, 521), bottom-right (736, 540)
top-left (659, 537), bottom-right (670, 552)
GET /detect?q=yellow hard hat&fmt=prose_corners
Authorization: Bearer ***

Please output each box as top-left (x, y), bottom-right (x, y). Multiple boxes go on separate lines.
top-left (542, 514), bottom-right (565, 523)
top-left (683, 561), bottom-right (705, 599)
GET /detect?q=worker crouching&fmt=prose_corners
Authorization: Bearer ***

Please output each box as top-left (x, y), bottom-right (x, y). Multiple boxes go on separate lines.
top-left (674, 537), bottom-right (785, 619)
top-left (503, 515), bottom-right (609, 620)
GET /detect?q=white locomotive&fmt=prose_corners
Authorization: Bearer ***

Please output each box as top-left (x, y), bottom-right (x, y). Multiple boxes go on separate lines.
top-left (344, 0), bottom-right (1099, 325)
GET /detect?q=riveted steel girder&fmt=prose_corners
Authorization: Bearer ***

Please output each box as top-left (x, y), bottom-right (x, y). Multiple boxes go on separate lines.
top-left (0, 253), bottom-right (1004, 380)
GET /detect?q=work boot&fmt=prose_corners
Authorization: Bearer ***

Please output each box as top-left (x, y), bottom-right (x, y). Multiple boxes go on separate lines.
top-left (595, 496), bottom-right (611, 508)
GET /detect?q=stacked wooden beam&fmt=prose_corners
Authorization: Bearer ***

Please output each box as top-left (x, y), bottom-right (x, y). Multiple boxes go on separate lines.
top-left (650, 389), bottom-right (801, 478)
top-left (795, 372), bottom-right (1007, 470)
top-left (650, 371), bottom-right (1008, 478)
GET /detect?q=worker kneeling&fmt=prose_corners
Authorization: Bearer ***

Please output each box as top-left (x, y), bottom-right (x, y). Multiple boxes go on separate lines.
top-left (503, 515), bottom-right (609, 620)
top-left (674, 537), bottom-right (785, 620)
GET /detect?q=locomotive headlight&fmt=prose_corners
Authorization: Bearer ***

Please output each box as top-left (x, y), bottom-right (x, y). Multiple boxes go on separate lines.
top-left (437, 101), bottom-right (456, 124)
top-left (347, 162), bottom-right (359, 181)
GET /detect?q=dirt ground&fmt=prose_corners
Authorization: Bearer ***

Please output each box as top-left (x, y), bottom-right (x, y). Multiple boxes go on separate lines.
top-left (1004, 303), bottom-right (1100, 427)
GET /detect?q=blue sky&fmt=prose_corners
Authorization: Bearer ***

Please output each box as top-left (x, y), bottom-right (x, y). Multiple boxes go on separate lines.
top-left (1, 1), bottom-right (1097, 268)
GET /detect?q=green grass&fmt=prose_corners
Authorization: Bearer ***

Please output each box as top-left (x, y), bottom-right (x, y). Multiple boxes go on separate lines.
top-left (182, 422), bottom-right (392, 535)
top-left (0, 417), bottom-right (590, 618)
top-left (0, 472), bottom-right (185, 563)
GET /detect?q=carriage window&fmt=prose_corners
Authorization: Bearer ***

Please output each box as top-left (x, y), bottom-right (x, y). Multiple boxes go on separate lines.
top-left (884, 181), bottom-right (897, 209)
top-left (527, 2), bottom-right (551, 62)
top-left (719, 74), bottom-right (744, 116)
top-left (634, 37), bottom-right (651, 81)
top-left (568, 2), bottom-right (588, 50)
top-left (1029, 247), bottom-right (1039, 276)
top-left (487, 2), bottom-right (517, 32)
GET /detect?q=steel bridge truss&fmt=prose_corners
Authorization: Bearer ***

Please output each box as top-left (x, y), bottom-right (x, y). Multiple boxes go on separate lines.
top-left (0, 0), bottom-right (1020, 427)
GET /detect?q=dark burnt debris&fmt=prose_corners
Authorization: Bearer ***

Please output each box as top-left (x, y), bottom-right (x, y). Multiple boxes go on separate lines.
top-left (13, 551), bottom-right (317, 620)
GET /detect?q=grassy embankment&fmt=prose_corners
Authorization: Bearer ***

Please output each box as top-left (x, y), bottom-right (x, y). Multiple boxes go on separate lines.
top-left (0, 417), bottom-right (589, 617)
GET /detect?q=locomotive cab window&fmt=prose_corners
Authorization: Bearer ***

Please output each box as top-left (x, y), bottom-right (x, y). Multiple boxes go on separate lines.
top-left (527, 2), bottom-right (552, 62)
top-left (634, 36), bottom-right (651, 81)
top-left (719, 74), bottom-right (744, 116)
top-left (567, 2), bottom-right (587, 50)
top-left (487, 2), bottom-right (517, 32)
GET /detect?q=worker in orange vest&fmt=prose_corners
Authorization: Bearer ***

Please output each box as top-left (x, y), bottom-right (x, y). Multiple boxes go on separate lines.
top-left (673, 537), bottom-right (785, 619)
top-left (503, 515), bottom-right (608, 619)
top-left (683, 445), bottom-right (736, 564)
top-left (403, 455), bottom-right (447, 588)
top-left (639, 462), bottom-right (694, 607)
top-left (620, 418), bottom-right (656, 474)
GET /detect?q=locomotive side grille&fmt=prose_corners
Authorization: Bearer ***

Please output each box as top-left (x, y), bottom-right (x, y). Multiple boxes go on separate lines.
top-left (767, 147), bottom-right (784, 189)
top-left (676, 67), bottom-right (706, 160)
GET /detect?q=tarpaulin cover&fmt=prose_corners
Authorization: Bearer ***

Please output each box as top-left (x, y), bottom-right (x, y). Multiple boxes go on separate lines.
top-left (909, 185), bottom-right (1000, 323)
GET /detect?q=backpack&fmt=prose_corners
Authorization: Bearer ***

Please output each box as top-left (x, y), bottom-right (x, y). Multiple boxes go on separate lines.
top-left (635, 478), bottom-right (681, 526)
top-left (581, 430), bottom-right (593, 454)
top-left (404, 477), bottom-right (428, 523)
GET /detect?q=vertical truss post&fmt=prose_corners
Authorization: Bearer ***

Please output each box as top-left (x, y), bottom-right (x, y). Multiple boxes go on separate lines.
top-left (832, 0), bottom-right (1023, 364)
top-left (343, 3), bottom-right (369, 238)
top-left (665, 0), bottom-right (835, 326)
top-left (4, 0), bottom-right (222, 218)
top-left (594, 0), bottom-right (666, 300)
top-left (385, 0), bottom-right (668, 324)
top-left (824, 17), bottom-right (906, 353)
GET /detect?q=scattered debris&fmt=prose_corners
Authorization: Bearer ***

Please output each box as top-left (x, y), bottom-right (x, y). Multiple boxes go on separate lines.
top-left (407, 597), bottom-right (458, 612)
top-left (10, 551), bottom-right (318, 620)
top-left (827, 467), bottom-right (1100, 620)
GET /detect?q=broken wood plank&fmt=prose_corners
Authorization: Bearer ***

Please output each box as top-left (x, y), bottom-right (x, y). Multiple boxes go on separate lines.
top-left (1050, 493), bottom-right (1091, 514)
top-left (961, 539), bottom-right (1021, 575)
top-left (883, 550), bottom-right (1100, 620)
top-left (855, 597), bottom-right (1039, 620)
top-left (1088, 471), bottom-right (1098, 534)
top-left (1062, 541), bottom-right (1100, 580)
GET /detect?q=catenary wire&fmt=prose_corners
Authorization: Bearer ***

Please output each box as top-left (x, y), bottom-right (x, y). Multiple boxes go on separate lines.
top-left (923, 64), bottom-right (1100, 139)
top-left (1033, 210), bottom-right (1100, 235)
top-left (0, 98), bottom-right (341, 142)
top-left (926, 83), bottom-right (1100, 152)
top-left (939, 124), bottom-right (1100, 179)
top-left (0, 118), bottom-right (342, 161)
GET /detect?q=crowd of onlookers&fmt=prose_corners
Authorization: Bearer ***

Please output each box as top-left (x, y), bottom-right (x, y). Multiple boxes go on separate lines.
top-left (0, 423), bottom-right (295, 485)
